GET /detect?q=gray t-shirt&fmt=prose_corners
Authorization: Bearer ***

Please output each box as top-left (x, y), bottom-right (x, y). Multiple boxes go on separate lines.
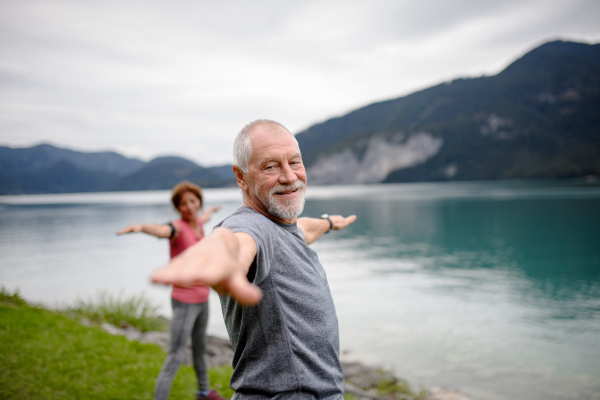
top-left (216, 207), bottom-right (344, 400)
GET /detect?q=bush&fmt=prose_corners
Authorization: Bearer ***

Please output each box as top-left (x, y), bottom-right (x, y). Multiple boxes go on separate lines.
top-left (0, 287), bottom-right (28, 307)
top-left (65, 290), bottom-right (167, 333)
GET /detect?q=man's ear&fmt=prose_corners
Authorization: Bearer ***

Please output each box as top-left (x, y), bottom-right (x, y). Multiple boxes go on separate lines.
top-left (233, 166), bottom-right (249, 191)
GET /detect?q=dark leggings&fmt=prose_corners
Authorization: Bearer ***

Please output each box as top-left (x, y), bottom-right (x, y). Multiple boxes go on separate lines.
top-left (154, 298), bottom-right (209, 400)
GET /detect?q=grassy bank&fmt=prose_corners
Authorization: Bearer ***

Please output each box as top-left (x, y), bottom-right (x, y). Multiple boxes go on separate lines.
top-left (0, 289), bottom-right (233, 399)
top-left (0, 289), bottom-right (424, 400)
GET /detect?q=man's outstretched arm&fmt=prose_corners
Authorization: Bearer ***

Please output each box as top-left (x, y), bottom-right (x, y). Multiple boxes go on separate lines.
top-left (298, 214), bottom-right (357, 245)
top-left (151, 227), bottom-right (261, 306)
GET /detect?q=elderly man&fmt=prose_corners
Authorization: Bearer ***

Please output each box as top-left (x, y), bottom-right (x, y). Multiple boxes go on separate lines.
top-left (152, 119), bottom-right (356, 400)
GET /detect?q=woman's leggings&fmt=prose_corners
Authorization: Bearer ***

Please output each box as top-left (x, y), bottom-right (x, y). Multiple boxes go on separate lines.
top-left (154, 298), bottom-right (210, 400)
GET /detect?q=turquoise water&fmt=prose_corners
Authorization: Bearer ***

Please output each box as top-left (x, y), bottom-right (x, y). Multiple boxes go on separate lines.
top-left (1, 181), bottom-right (599, 400)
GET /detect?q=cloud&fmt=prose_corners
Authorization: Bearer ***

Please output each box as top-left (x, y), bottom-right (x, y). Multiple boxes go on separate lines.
top-left (0, 0), bottom-right (598, 165)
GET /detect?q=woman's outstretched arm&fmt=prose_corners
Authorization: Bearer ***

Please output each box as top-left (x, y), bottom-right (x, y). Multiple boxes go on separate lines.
top-left (116, 222), bottom-right (178, 239)
top-left (200, 205), bottom-right (222, 224)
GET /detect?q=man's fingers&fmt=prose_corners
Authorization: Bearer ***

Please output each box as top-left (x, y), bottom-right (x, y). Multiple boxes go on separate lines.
top-left (331, 214), bottom-right (357, 230)
top-left (151, 263), bottom-right (216, 288)
top-left (226, 272), bottom-right (262, 306)
top-left (151, 265), bottom-right (176, 285)
top-left (151, 262), bottom-right (262, 306)
top-left (156, 265), bottom-right (262, 306)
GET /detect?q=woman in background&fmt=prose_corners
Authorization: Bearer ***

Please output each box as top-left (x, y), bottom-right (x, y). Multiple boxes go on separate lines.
top-left (117, 181), bottom-right (225, 400)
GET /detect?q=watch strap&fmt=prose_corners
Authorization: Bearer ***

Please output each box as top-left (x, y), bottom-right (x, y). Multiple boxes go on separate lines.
top-left (320, 214), bottom-right (333, 233)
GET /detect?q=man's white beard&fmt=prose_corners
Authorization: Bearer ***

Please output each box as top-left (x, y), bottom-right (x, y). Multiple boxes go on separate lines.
top-left (262, 180), bottom-right (306, 220)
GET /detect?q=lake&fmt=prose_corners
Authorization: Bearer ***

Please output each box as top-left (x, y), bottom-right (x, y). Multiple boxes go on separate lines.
top-left (1, 181), bottom-right (599, 400)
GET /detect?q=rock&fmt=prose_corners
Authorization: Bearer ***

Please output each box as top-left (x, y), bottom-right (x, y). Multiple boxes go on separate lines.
top-left (139, 331), bottom-right (170, 352)
top-left (344, 381), bottom-right (383, 400)
top-left (101, 323), bottom-right (142, 340)
top-left (206, 335), bottom-right (235, 368)
top-left (342, 361), bottom-right (385, 390)
top-left (101, 323), bottom-right (124, 335)
top-left (424, 387), bottom-right (473, 400)
top-left (99, 323), bottom-right (233, 368)
top-left (97, 323), bottom-right (472, 399)
top-left (307, 132), bottom-right (443, 185)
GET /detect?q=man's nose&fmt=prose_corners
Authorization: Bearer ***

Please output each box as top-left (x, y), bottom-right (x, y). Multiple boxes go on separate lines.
top-left (279, 163), bottom-right (296, 184)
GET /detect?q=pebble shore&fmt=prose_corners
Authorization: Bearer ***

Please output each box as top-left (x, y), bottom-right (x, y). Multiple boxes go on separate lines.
top-left (97, 321), bottom-right (473, 400)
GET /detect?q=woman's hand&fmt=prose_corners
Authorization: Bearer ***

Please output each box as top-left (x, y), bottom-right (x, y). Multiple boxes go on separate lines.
top-left (116, 224), bottom-right (144, 235)
top-left (116, 223), bottom-right (173, 238)
top-left (200, 205), bottom-right (222, 224)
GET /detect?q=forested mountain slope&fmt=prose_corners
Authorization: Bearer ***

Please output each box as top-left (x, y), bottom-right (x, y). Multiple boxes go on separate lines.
top-left (295, 40), bottom-right (600, 184)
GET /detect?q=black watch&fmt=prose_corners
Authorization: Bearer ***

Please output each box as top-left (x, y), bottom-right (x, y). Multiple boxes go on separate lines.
top-left (320, 214), bottom-right (333, 233)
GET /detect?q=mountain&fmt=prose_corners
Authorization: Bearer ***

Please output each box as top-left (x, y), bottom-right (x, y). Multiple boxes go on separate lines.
top-left (107, 156), bottom-right (230, 191)
top-left (209, 164), bottom-right (235, 179)
top-left (295, 40), bottom-right (600, 184)
top-left (0, 144), bottom-right (144, 176)
top-left (0, 160), bottom-right (118, 195)
top-left (3, 40), bottom-right (598, 194)
top-left (0, 145), bottom-right (235, 195)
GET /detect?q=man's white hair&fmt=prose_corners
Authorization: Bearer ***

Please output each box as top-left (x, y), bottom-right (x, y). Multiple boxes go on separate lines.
top-left (233, 119), bottom-right (298, 173)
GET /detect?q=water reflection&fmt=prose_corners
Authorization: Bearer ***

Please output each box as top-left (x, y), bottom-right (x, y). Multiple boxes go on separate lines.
top-left (302, 190), bottom-right (600, 400)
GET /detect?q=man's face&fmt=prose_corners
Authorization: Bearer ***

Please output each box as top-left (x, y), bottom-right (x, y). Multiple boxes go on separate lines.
top-left (242, 125), bottom-right (307, 222)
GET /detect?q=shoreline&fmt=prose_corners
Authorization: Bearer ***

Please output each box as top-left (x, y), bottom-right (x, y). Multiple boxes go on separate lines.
top-left (99, 321), bottom-right (473, 400)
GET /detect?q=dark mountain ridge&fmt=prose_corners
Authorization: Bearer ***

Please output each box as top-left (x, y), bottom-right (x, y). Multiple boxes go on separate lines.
top-left (0, 144), bottom-right (235, 195)
top-left (0, 143), bottom-right (145, 176)
top-left (296, 40), bottom-right (600, 184)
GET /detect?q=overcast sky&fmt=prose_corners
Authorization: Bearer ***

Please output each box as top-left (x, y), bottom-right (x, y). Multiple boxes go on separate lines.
top-left (0, 0), bottom-right (599, 166)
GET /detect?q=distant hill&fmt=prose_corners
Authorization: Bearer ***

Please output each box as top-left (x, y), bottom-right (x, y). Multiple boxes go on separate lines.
top-left (0, 160), bottom-right (119, 194)
top-left (107, 156), bottom-right (230, 192)
top-left (0, 144), bottom-right (144, 176)
top-left (0, 144), bottom-right (235, 195)
top-left (295, 40), bottom-right (600, 184)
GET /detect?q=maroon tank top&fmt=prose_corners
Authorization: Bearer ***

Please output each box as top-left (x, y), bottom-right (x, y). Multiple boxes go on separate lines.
top-left (169, 217), bottom-right (210, 304)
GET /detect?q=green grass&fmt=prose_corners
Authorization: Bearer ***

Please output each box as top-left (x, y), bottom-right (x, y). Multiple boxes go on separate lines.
top-left (63, 290), bottom-right (168, 333)
top-left (376, 367), bottom-right (428, 400)
top-left (0, 288), bottom-right (233, 399)
top-left (0, 288), bottom-right (420, 400)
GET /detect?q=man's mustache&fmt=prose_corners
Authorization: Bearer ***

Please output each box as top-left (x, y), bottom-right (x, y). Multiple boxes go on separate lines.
top-left (269, 180), bottom-right (306, 197)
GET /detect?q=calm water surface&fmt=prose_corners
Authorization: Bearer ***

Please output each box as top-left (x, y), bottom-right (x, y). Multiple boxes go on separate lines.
top-left (1, 181), bottom-right (599, 400)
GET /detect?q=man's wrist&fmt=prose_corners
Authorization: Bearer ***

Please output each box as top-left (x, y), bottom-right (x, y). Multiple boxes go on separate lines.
top-left (320, 214), bottom-right (333, 233)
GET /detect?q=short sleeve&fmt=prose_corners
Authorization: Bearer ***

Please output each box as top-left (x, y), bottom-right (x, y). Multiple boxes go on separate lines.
top-left (219, 211), bottom-right (276, 285)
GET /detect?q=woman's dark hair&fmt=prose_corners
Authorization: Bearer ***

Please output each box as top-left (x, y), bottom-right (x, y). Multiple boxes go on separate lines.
top-left (171, 181), bottom-right (203, 209)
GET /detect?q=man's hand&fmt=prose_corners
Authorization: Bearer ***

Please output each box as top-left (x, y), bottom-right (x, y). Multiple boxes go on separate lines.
top-left (151, 228), bottom-right (262, 306)
top-left (329, 214), bottom-right (357, 231)
top-left (298, 214), bottom-right (357, 245)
